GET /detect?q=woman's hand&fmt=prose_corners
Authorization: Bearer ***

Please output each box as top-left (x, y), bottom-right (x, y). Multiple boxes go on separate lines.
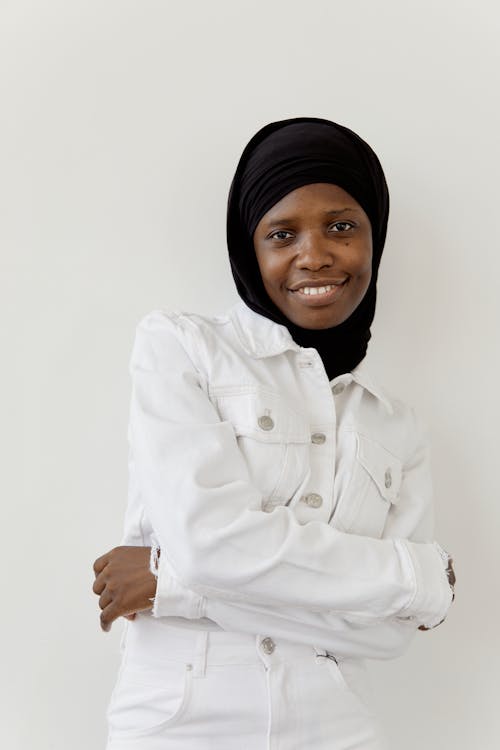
top-left (92, 546), bottom-right (155, 632)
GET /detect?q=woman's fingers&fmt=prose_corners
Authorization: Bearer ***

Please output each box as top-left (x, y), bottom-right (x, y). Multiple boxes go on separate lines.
top-left (91, 546), bottom-right (156, 632)
top-left (99, 589), bottom-right (113, 611)
top-left (92, 571), bottom-right (106, 595)
top-left (100, 602), bottom-right (120, 632)
top-left (93, 551), bottom-right (111, 576)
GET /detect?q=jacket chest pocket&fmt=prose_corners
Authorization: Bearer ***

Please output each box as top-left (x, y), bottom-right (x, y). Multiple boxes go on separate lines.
top-left (334, 434), bottom-right (403, 538)
top-left (213, 387), bottom-right (311, 508)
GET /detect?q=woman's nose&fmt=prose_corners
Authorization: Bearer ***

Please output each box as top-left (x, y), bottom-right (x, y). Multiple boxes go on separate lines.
top-left (295, 232), bottom-right (333, 269)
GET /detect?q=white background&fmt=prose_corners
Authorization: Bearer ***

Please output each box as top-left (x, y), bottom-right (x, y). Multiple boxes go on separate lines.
top-left (1, 1), bottom-right (498, 748)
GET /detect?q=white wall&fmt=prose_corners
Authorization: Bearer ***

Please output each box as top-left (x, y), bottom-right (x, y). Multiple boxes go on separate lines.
top-left (1, 1), bottom-right (498, 747)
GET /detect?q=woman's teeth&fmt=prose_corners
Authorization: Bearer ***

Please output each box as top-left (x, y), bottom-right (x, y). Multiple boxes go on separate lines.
top-left (298, 284), bottom-right (338, 295)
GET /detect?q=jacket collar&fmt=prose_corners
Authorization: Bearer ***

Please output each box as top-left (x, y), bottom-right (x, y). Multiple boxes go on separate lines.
top-left (348, 359), bottom-right (394, 415)
top-left (228, 299), bottom-right (300, 358)
top-left (228, 300), bottom-right (393, 414)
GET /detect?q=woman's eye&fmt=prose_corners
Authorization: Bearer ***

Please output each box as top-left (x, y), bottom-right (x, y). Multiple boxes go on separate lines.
top-left (330, 221), bottom-right (354, 232)
top-left (270, 230), bottom-right (293, 241)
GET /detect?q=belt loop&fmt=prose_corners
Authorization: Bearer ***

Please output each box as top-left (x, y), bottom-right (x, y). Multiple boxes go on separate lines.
top-left (193, 630), bottom-right (209, 677)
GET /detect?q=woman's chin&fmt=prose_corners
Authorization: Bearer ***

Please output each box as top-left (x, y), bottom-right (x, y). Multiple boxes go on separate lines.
top-left (280, 297), bottom-right (348, 329)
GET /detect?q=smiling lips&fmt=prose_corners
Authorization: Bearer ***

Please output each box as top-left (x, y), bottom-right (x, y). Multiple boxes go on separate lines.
top-left (288, 279), bottom-right (348, 305)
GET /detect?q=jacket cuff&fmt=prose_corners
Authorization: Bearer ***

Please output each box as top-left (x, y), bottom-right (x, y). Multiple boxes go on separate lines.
top-left (397, 540), bottom-right (454, 628)
top-left (150, 551), bottom-right (206, 620)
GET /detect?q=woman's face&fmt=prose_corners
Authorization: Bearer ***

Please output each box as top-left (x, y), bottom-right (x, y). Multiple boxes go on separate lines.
top-left (253, 183), bottom-right (373, 329)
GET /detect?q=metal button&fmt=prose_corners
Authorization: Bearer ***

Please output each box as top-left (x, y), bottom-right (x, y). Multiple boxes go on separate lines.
top-left (311, 432), bottom-right (326, 445)
top-left (384, 468), bottom-right (392, 488)
top-left (261, 637), bottom-right (275, 654)
top-left (257, 415), bottom-right (274, 431)
top-left (302, 493), bottom-right (323, 508)
top-left (262, 497), bottom-right (282, 513)
top-left (332, 382), bottom-right (345, 395)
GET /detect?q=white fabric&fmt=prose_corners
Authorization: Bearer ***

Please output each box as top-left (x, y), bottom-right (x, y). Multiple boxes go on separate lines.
top-left (121, 299), bottom-right (453, 653)
top-left (106, 614), bottom-right (385, 749)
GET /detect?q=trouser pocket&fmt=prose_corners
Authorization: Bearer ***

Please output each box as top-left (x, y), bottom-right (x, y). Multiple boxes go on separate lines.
top-left (316, 653), bottom-right (376, 716)
top-left (107, 660), bottom-right (194, 739)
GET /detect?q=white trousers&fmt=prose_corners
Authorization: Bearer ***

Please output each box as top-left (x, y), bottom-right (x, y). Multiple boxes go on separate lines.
top-left (106, 614), bottom-right (385, 749)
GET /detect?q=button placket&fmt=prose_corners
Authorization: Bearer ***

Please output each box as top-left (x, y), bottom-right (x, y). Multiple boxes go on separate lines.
top-left (296, 350), bottom-right (336, 519)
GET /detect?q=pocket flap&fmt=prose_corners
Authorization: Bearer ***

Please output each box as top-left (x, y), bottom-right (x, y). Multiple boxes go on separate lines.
top-left (356, 436), bottom-right (403, 504)
top-left (214, 387), bottom-right (311, 444)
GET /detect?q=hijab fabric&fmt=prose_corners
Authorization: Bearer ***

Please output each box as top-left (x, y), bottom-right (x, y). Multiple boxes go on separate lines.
top-left (226, 117), bottom-right (390, 380)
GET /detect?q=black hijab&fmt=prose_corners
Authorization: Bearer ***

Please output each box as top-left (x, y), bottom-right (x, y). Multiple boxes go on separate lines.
top-left (226, 116), bottom-right (389, 380)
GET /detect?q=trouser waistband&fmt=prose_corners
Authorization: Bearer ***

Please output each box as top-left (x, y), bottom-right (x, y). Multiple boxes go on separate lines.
top-left (123, 613), bottom-right (329, 677)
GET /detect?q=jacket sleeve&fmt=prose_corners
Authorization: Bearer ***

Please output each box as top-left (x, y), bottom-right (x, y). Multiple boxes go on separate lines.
top-left (130, 310), bottom-right (452, 629)
top-left (149, 406), bottom-right (448, 660)
top-left (151, 566), bottom-right (421, 659)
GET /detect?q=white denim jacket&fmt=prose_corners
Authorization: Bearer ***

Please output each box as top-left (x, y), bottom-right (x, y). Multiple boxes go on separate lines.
top-left (122, 300), bottom-right (453, 660)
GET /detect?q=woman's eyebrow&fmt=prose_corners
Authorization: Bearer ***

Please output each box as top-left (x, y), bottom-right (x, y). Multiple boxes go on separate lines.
top-left (265, 208), bottom-right (359, 227)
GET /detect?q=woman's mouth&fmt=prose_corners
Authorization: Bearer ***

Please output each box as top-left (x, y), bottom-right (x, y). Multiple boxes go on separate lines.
top-left (288, 280), bottom-right (348, 306)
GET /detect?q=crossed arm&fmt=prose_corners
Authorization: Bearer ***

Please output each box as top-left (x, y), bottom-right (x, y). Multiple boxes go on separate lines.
top-left (92, 544), bottom-right (454, 643)
top-left (92, 312), bottom-right (455, 658)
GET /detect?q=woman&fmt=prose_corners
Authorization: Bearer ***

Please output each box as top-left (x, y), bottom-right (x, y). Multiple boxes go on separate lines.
top-left (93, 117), bottom-right (455, 749)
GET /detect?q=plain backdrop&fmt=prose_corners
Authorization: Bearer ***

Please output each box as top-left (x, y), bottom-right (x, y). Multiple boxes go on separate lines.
top-left (1, 1), bottom-right (499, 748)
